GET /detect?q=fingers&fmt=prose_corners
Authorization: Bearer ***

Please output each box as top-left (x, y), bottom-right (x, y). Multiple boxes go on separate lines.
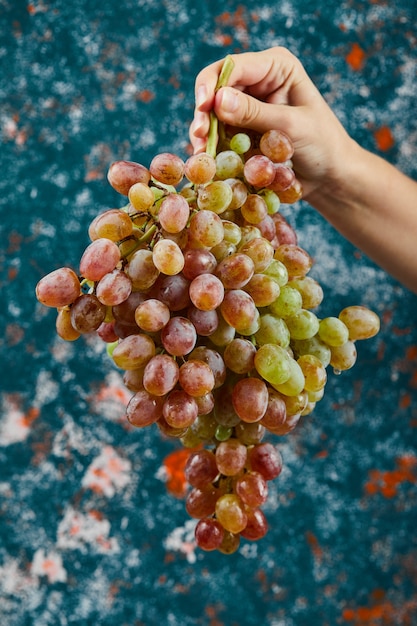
top-left (189, 47), bottom-right (313, 151)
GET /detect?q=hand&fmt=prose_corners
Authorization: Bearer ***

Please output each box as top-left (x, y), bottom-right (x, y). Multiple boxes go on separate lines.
top-left (190, 47), bottom-right (356, 198)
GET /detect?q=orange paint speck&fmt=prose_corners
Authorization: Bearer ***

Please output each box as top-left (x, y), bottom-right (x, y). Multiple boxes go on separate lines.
top-left (346, 43), bottom-right (366, 71)
top-left (137, 89), bottom-right (155, 103)
top-left (163, 448), bottom-right (195, 498)
top-left (374, 125), bottom-right (395, 151)
top-left (364, 455), bottom-right (417, 498)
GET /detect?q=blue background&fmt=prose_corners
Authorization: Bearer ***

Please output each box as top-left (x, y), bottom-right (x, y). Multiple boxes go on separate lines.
top-left (1, 1), bottom-right (417, 625)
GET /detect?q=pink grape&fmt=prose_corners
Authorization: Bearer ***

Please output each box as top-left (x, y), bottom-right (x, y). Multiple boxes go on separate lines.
top-left (163, 390), bottom-right (199, 428)
top-left (178, 359), bottom-right (215, 397)
top-left (158, 193), bottom-right (190, 233)
top-left (95, 269), bottom-right (132, 306)
top-left (70, 294), bottom-right (107, 333)
top-left (143, 354), bottom-right (179, 396)
top-left (79, 238), bottom-right (121, 282)
top-left (194, 518), bottom-right (224, 551)
top-left (248, 443), bottom-right (283, 480)
top-left (126, 390), bottom-right (164, 427)
top-left (161, 316), bottom-right (197, 356)
top-left (134, 298), bottom-right (170, 332)
top-left (215, 438), bottom-right (247, 476)
top-left (185, 449), bottom-right (219, 488)
top-left (232, 377), bottom-right (269, 423)
top-left (149, 152), bottom-right (185, 186)
top-left (243, 155), bottom-right (276, 187)
top-left (36, 267), bottom-right (81, 308)
top-left (189, 273), bottom-right (224, 311)
top-left (107, 160), bottom-right (151, 196)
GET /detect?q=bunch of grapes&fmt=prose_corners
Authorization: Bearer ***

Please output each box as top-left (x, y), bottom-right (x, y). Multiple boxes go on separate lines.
top-left (35, 115), bottom-right (380, 555)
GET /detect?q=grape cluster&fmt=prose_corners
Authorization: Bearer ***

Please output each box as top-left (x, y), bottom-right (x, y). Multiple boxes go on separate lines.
top-left (35, 127), bottom-right (380, 555)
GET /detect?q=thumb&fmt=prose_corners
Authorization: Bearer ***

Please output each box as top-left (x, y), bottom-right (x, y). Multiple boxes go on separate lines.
top-left (214, 87), bottom-right (290, 135)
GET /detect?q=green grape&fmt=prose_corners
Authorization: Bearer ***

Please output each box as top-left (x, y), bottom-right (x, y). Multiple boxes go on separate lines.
top-left (255, 313), bottom-right (291, 348)
top-left (254, 343), bottom-right (291, 386)
top-left (285, 309), bottom-right (320, 340)
top-left (229, 132), bottom-right (251, 154)
top-left (269, 284), bottom-right (303, 318)
top-left (318, 316), bottom-right (350, 347)
top-left (271, 357), bottom-right (305, 396)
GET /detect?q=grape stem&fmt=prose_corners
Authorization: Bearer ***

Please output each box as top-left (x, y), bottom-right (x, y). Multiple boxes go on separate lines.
top-left (205, 55), bottom-right (235, 159)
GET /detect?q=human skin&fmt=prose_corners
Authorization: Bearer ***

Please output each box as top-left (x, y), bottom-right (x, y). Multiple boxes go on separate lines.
top-left (190, 47), bottom-right (417, 293)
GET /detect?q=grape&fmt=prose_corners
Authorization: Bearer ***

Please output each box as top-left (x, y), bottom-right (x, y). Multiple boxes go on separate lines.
top-left (189, 209), bottom-right (224, 247)
top-left (215, 439), bottom-right (247, 476)
top-left (223, 338), bottom-right (256, 374)
top-left (186, 485), bottom-right (219, 519)
top-left (318, 316), bottom-right (350, 347)
top-left (215, 494), bottom-right (247, 534)
top-left (56, 307), bottom-right (80, 341)
top-left (272, 213), bottom-right (298, 245)
top-left (338, 305), bottom-right (381, 340)
top-left (232, 377), bottom-right (269, 423)
top-left (213, 385), bottom-right (241, 427)
top-left (229, 132), bottom-right (251, 155)
top-left (278, 178), bottom-right (303, 204)
top-left (134, 298), bottom-right (170, 332)
top-left (243, 155), bottom-right (275, 188)
top-left (79, 238), bottom-right (121, 282)
top-left (96, 269), bottom-right (132, 306)
top-left (186, 305), bottom-right (219, 336)
top-left (224, 178), bottom-right (248, 210)
top-left (112, 333), bottom-right (156, 370)
top-left (239, 508), bottom-right (268, 541)
top-left (274, 244), bottom-right (312, 279)
top-left (222, 220), bottom-right (242, 245)
top-left (182, 248), bottom-right (217, 281)
top-left (188, 346), bottom-right (226, 389)
top-left (269, 284), bottom-right (302, 318)
top-left (197, 180), bottom-right (233, 214)
top-left (70, 294), bottom-right (107, 333)
top-left (158, 193), bottom-right (190, 233)
top-left (143, 354), bottom-right (179, 396)
top-left (126, 390), bottom-right (164, 427)
top-left (125, 249), bottom-right (160, 291)
top-left (218, 530), bottom-right (240, 554)
top-left (215, 252), bottom-right (255, 289)
top-left (235, 472), bottom-right (268, 507)
top-left (254, 343), bottom-right (291, 386)
top-left (244, 273), bottom-right (280, 307)
top-left (241, 193), bottom-right (269, 224)
top-left (107, 160), bottom-right (151, 195)
top-left (220, 289), bottom-right (258, 331)
top-left (163, 390), bottom-right (199, 428)
top-left (128, 181), bottom-right (155, 212)
top-left (185, 450), bottom-right (219, 488)
top-left (189, 273), bottom-right (224, 311)
top-left (150, 273), bottom-right (191, 311)
top-left (235, 421), bottom-right (266, 445)
top-left (239, 237), bottom-right (274, 272)
top-left (330, 340), bottom-right (357, 372)
top-left (259, 129), bottom-right (294, 163)
top-left (161, 316), bottom-right (197, 356)
top-left (285, 309), bottom-right (320, 340)
top-left (184, 152), bottom-right (216, 184)
top-left (36, 267), bottom-right (81, 308)
top-left (93, 209), bottom-right (134, 241)
top-left (255, 313), bottom-right (290, 348)
top-left (267, 163), bottom-right (296, 193)
top-left (261, 389), bottom-right (287, 431)
top-left (290, 276), bottom-right (323, 309)
top-left (195, 518), bottom-right (224, 551)
top-left (215, 150), bottom-right (244, 179)
top-left (271, 358), bottom-right (305, 397)
top-left (152, 239), bottom-right (184, 275)
top-left (149, 152), bottom-right (185, 186)
top-left (248, 443), bottom-right (283, 480)
top-left (178, 359), bottom-right (215, 397)
top-left (297, 354), bottom-right (327, 392)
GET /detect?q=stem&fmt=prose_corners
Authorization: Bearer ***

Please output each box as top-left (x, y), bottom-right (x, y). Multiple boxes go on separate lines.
top-left (205, 55), bottom-right (235, 159)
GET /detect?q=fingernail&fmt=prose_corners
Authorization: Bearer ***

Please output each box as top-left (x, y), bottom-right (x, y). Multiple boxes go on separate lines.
top-left (196, 85), bottom-right (207, 108)
top-left (221, 88), bottom-right (239, 113)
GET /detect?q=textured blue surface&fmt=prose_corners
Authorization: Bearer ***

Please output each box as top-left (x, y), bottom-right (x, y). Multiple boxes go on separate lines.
top-left (1, 1), bottom-right (417, 625)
